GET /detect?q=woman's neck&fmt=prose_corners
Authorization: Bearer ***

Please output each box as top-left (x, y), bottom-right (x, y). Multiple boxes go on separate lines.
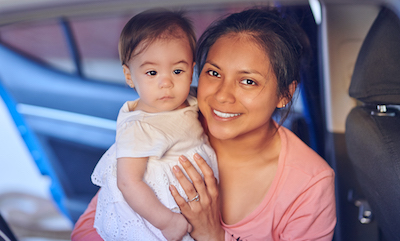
top-left (210, 120), bottom-right (282, 225)
top-left (208, 120), bottom-right (281, 167)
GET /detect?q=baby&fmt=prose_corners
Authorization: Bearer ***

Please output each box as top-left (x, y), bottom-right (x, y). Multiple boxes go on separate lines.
top-left (90, 8), bottom-right (218, 241)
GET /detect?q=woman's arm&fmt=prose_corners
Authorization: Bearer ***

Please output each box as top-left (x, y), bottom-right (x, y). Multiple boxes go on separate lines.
top-left (117, 157), bottom-right (191, 240)
top-left (71, 191), bottom-right (103, 241)
top-left (170, 154), bottom-right (225, 241)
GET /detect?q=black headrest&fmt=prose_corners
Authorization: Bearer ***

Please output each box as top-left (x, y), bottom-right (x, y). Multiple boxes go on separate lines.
top-left (349, 8), bottom-right (400, 105)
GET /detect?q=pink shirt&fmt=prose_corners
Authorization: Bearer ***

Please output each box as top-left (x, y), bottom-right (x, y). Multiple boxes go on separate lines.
top-left (222, 126), bottom-right (336, 241)
top-left (71, 126), bottom-right (336, 241)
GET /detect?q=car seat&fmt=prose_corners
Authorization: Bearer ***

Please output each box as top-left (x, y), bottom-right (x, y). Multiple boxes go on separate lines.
top-left (345, 7), bottom-right (400, 241)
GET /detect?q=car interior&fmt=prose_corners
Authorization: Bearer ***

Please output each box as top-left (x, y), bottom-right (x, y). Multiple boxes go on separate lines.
top-left (345, 7), bottom-right (400, 241)
top-left (0, 0), bottom-right (399, 240)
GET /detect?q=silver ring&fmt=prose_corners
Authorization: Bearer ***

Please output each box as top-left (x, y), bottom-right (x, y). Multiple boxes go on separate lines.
top-left (189, 193), bottom-right (200, 202)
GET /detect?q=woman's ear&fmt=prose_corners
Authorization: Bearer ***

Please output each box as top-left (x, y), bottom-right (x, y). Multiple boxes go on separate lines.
top-left (277, 81), bottom-right (298, 108)
top-left (123, 65), bottom-right (134, 88)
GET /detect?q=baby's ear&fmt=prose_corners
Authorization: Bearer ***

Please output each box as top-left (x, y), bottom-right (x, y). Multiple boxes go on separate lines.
top-left (122, 65), bottom-right (134, 88)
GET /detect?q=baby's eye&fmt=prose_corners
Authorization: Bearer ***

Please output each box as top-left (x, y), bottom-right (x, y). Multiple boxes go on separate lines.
top-left (207, 70), bottom-right (221, 77)
top-left (173, 69), bottom-right (183, 74)
top-left (146, 70), bottom-right (157, 76)
top-left (240, 79), bottom-right (256, 86)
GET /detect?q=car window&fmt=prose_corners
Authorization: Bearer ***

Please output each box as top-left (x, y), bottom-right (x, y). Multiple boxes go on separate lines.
top-left (0, 19), bottom-right (76, 74)
top-left (69, 14), bottom-right (130, 84)
top-left (0, 5), bottom-right (271, 85)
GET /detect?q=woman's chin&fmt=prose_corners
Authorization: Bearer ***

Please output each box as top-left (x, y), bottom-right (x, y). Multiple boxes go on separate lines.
top-left (208, 127), bottom-right (237, 141)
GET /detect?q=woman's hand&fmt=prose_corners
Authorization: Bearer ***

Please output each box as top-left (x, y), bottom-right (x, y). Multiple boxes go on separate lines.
top-left (170, 153), bottom-right (225, 241)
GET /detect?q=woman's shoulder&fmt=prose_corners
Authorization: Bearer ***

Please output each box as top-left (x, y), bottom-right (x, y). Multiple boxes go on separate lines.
top-left (279, 126), bottom-right (334, 178)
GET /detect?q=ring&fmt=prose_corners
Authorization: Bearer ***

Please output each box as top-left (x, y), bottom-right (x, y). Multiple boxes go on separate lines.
top-left (189, 193), bottom-right (200, 202)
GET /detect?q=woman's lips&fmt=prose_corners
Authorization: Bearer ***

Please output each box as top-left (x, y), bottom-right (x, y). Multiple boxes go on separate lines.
top-left (213, 109), bottom-right (242, 118)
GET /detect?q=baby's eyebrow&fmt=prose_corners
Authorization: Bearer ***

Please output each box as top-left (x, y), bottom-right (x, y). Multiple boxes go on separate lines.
top-left (173, 60), bottom-right (189, 66)
top-left (139, 60), bottom-right (190, 68)
top-left (139, 61), bottom-right (157, 68)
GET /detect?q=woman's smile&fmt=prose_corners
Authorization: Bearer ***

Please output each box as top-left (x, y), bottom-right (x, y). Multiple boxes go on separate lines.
top-left (213, 109), bottom-right (242, 119)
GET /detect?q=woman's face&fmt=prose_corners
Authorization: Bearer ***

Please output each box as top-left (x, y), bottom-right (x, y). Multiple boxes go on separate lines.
top-left (197, 34), bottom-right (285, 141)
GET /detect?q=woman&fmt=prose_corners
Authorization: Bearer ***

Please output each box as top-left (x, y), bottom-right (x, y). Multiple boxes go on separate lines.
top-left (72, 7), bottom-right (336, 241)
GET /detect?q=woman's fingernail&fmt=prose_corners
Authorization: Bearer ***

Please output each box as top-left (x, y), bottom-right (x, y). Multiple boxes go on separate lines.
top-left (179, 155), bottom-right (187, 162)
top-left (173, 165), bottom-right (180, 173)
top-left (194, 153), bottom-right (201, 159)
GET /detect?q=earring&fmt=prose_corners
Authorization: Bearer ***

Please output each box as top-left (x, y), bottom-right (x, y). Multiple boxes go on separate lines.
top-left (282, 104), bottom-right (286, 108)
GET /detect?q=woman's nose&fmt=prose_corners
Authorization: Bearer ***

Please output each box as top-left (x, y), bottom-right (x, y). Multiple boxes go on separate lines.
top-left (214, 79), bottom-right (235, 104)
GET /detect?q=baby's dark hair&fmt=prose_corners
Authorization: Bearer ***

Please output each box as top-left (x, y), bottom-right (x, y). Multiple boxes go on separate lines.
top-left (196, 7), bottom-right (305, 110)
top-left (119, 8), bottom-right (196, 65)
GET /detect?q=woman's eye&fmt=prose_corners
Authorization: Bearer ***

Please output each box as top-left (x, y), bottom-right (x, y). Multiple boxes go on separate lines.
top-left (173, 69), bottom-right (183, 74)
top-left (240, 79), bottom-right (256, 85)
top-left (207, 70), bottom-right (221, 77)
top-left (146, 70), bottom-right (157, 76)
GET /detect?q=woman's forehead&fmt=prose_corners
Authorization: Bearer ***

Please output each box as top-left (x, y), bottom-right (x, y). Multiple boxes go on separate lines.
top-left (208, 34), bottom-right (269, 63)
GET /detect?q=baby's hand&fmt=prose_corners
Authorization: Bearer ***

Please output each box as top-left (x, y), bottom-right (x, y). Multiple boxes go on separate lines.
top-left (161, 213), bottom-right (192, 241)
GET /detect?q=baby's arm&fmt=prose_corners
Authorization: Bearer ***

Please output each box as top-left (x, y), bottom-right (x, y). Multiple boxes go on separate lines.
top-left (117, 157), bottom-right (191, 241)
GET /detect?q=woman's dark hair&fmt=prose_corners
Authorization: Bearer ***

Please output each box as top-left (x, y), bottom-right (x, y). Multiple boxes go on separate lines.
top-left (196, 7), bottom-right (305, 120)
top-left (119, 8), bottom-right (196, 65)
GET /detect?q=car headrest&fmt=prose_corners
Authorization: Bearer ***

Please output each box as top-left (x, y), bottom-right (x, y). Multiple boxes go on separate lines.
top-left (349, 8), bottom-right (400, 105)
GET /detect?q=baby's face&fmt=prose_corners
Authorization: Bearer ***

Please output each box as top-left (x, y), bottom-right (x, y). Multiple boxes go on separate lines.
top-left (124, 36), bottom-right (194, 113)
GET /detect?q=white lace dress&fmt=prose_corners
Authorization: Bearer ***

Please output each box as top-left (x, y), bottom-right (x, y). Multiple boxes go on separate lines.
top-left (91, 95), bottom-right (218, 241)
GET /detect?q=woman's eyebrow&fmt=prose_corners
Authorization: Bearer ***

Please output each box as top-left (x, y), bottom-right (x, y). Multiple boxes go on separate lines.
top-left (204, 61), bottom-right (221, 70)
top-left (238, 69), bottom-right (263, 76)
top-left (205, 61), bottom-right (262, 76)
